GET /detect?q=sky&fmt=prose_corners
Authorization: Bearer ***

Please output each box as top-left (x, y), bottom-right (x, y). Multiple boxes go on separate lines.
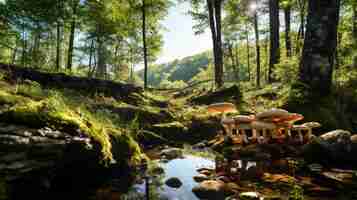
top-left (155, 2), bottom-right (212, 64)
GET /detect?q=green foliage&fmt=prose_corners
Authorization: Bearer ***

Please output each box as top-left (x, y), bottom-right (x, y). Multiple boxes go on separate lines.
top-left (273, 56), bottom-right (299, 83)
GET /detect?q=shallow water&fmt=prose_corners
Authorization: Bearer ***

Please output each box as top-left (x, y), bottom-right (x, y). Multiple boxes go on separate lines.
top-left (123, 155), bottom-right (215, 200)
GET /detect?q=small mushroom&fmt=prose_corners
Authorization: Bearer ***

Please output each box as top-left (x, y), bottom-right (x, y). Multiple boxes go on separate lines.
top-left (206, 102), bottom-right (237, 114)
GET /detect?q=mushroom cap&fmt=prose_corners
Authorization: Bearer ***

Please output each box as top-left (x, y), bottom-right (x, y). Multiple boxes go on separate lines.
top-left (292, 124), bottom-right (309, 130)
top-left (256, 108), bottom-right (290, 120)
top-left (207, 102), bottom-right (237, 113)
top-left (233, 115), bottom-right (255, 123)
top-left (251, 121), bottom-right (277, 129)
top-left (302, 122), bottom-right (321, 128)
top-left (236, 123), bottom-right (252, 129)
top-left (221, 117), bottom-right (235, 125)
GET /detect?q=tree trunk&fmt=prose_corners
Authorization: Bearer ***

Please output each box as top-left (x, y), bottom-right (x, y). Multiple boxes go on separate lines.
top-left (88, 39), bottom-right (94, 77)
top-left (268, 0), bottom-right (280, 83)
top-left (298, 0), bottom-right (340, 96)
top-left (142, 0), bottom-right (149, 89)
top-left (66, 0), bottom-right (78, 71)
top-left (284, 6), bottom-right (292, 57)
top-left (22, 22), bottom-right (26, 67)
top-left (12, 46), bottom-right (17, 64)
top-left (253, 11), bottom-right (261, 88)
top-left (96, 26), bottom-right (106, 79)
top-left (207, 0), bottom-right (223, 89)
top-left (246, 26), bottom-right (250, 81)
top-left (353, 2), bottom-right (357, 67)
top-left (235, 42), bottom-right (240, 83)
top-left (296, 0), bottom-right (306, 55)
top-left (56, 0), bottom-right (62, 71)
top-left (214, 0), bottom-right (223, 88)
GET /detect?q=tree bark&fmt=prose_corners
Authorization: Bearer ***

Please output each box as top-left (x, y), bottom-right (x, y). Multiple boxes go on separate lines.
top-left (284, 6), bottom-right (292, 57)
top-left (96, 25), bottom-right (106, 78)
top-left (66, 0), bottom-right (78, 71)
top-left (253, 10), bottom-right (261, 88)
top-left (268, 0), bottom-right (280, 83)
top-left (298, 0), bottom-right (340, 96)
top-left (56, 0), bottom-right (62, 71)
top-left (235, 42), bottom-right (240, 83)
top-left (353, 2), bottom-right (357, 67)
top-left (142, 0), bottom-right (149, 89)
top-left (87, 39), bottom-right (94, 77)
top-left (296, 0), bottom-right (306, 55)
top-left (246, 26), bottom-right (250, 81)
top-left (214, 0), bottom-right (223, 88)
top-left (11, 46), bottom-right (17, 64)
top-left (207, 0), bottom-right (223, 89)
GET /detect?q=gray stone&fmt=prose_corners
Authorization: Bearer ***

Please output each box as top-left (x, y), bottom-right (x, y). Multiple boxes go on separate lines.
top-left (165, 177), bottom-right (182, 188)
top-left (160, 148), bottom-right (183, 160)
top-left (193, 174), bottom-right (210, 182)
top-left (192, 180), bottom-right (226, 200)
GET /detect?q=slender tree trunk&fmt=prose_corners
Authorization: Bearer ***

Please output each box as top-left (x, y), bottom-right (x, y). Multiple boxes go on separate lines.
top-left (253, 11), bottom-right (261, 88)
top-left (268, 0), bottom-right (280, 83)
top-left (12, 46), bottom-right (17, 64)
top-left (235, 42), bottom-right (240, 83)
top-left (246, 27), bottom-right (250, 81)
top-left (298, 0), bottom-right (340, 96)
top-left (56, 0), bottom-right (62, 71)
top-left (142, 0), bottom-right (148, 89)
top-left (66, 0), bottom-right (78, 71)
top-left (22, 23), bottom-right (26, 67)
top-left (353, 2), bottom-right (357, 67)
top-left (214, 0), bottom-right (224, 88)
top-left (296, 0), bottom-right (306, 55)
top-left (88, 39), bottom-right (94, 77)
top-left (96, 24), bottom-right (106, 78)
top-left (284, 6), bottom-right (292, 57)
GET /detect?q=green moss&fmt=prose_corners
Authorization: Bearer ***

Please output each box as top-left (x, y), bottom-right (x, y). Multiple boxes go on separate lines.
top-left (0, 91), bottom-right (144, 162)
top-left (0, 90), bottom-right (29, 105)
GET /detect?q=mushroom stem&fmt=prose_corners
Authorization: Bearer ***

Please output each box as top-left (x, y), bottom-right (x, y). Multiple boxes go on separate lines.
top-left (241, 129), bottom-right (248, 144)
top-left (298, 130), bottom-right (303, 144)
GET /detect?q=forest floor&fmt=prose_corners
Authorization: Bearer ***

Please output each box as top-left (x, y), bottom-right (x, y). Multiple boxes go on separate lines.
top-left (0, 65), bottom-right (357, 200)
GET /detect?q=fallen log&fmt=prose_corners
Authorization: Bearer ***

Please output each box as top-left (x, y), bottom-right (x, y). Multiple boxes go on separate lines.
top-left (0, 63), bottom-right (143, 100)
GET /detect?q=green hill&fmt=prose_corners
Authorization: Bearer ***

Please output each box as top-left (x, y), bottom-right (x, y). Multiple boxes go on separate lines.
top-left (137, 51), bottom-right (212, 87)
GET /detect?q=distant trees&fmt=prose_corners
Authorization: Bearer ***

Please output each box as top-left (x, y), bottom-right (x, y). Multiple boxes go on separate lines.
top-left (0, 0), bottom-right (169, 87)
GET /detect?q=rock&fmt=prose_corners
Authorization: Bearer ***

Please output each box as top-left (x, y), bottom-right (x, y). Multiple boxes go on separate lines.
top-left (165, 177), bottom-right (182, 188)
top-left (197, 167), bottom-right (215, 173)
top-left (192, 180), bottom-right (226, 200)
top-left (160, 148), bottom-right (183, 160)
top-left (303, 130), bottom-right (357, 164)
top-left (199, 169), bottom-right (212, 176)
top-left (193, 174), bottom-right (210, 182)
top-left (216, 176), bottom-right (231, 183)
top-left (239, 192), bottom-right (260, 200)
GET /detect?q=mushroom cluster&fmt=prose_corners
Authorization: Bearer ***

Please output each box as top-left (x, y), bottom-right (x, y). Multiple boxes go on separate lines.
top-left (206, 104), bottom-right (321, 145)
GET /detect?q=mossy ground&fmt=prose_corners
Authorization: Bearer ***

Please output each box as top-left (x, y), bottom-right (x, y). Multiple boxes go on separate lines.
top-left (0, 76), bottom-right (144, 164)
